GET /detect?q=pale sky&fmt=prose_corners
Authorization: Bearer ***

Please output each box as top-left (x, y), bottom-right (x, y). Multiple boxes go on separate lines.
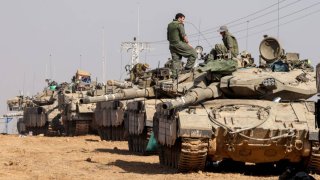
top-left (1, 0), bottom-right (320, 114)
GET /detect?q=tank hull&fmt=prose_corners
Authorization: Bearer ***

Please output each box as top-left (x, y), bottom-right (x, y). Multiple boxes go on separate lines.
top-left (94, 100), bottom-right (127, 141)
top-left (154, 99), bottom-right (320, 173)
top-left (23, 105), bottom-right (62, 135)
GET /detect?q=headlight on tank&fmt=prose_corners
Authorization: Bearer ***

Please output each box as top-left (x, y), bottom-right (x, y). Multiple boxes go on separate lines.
top-left (195, 46), bottom-right (203, 54)
top-left (261, 78), bottom-right (276, 89)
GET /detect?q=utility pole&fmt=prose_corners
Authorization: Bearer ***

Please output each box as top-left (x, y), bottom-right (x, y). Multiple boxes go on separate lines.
top-left (121, 5), bottom-right (151, 68)
top-left (102, 27), bottom-right (106, 83)
top-left (49, 54), bottom-right (52, 80)
top-left (79, 54), bottom-right (82, 69)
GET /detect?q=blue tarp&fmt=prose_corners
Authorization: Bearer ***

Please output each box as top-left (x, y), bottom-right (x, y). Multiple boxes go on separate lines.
top-left (0, 116), bottom-right (21, 134)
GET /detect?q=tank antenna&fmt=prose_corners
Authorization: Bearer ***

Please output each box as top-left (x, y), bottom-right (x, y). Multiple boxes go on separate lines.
top-left (79, 54), bottom-right (82, 69)
top-left (246, 21), bottom-right (249, 50)
top-left (197, 19), bottom-right (201, 46)
top-left (137, 3), bottom-right (140, 57)
top-left (277, 0), bottom-right (280, 38)
top-left (121, 5), bottom-right (150, 69)
top-left (155, 61), bottom-right (160, 108)
top-left (49, 54), bottom-right (52, 80)
top-left (102, 27), bottom-right (106, 84)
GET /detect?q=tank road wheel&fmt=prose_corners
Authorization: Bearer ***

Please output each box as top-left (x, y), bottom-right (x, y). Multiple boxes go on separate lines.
top-left (133, 135), bottom-right (137, 152)
top-left (113, 126), bottom-right (118, 141)
top-left (159, 138), bottom-right (208, 172)
top-left (112, 125), bottom-right (127, 141)
top-left (112, 126), bottom-right (117, 141)
top-left (97, 128), bottom-right (103, 140)
top-left (64, 121), bottom-right (75, 136)
top-left (128, 135), bottom-right (133, 152)
top-left (120, 125), bottom-right (127, 141)
top-left (102, 127), bottom-right (108, 140)
top-left (111, 126), bottom-right (116, 141)
top-left (64, 121), bottom-right (89, 136)
top-left (178, 138), bottom-right (208, 172)
top-left (139, 132), bottom-right (145, 154)
top-left (74, 121), bottom-right (89, 136)
top-left (159, 142), bottom-right (176, 167)
top-left (104, 127), bottom-right (109, 140)
top-left (308, 142), bottom-right (320, 174)
top-left (127, 127), bottom-right (155, 155)
top-left (26, 125), bottom-right (48, 136)
top-left (97, 127), bottom-right (103, 140)
top-left (158, 144), bottom-right (165, 165)
top-left (99, 127), bottom-right (106, 140)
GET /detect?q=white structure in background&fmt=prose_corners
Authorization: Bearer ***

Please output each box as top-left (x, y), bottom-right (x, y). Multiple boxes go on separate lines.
top-left (0, 112), bottom-right (24, 134)
top-left (121, 37), bottom-right (151, 68)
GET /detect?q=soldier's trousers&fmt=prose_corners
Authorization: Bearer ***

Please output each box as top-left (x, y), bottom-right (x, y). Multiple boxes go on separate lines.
top-left (169, 42), bottom-right (197, 77)
top-left (215, 43), bottom-right (237, 58)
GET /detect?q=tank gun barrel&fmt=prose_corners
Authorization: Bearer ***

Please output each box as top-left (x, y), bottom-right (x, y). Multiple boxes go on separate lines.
top-left (107, 80), bottom-right (133, 89)
top-left (161, 83), bottom-right (221, 110)
top-left (80, 87), bottom-right (155, 104)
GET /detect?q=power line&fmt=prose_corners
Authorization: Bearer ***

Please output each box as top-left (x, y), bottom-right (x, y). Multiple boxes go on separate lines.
top-left (200, 8), bottom-right (320, 49)
top-left (151, 3), bottom-right (320, 51)
top-left (188, 0), bottom-right (290, 36)
top-left (143, 6), bottom-right (320, 62)
top-left (188, 0), bottom-right (301, 38)
top-left (149, 0), bottom-right (291, 44)
top-left (242, 8), bottom-right (320, 39)
top-left (191, 1), bottom-right (320, 43)
top-left (148, 0), bottom-right (320, 54)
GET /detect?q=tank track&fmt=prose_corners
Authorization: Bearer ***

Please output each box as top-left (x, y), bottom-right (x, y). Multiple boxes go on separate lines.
top-left (26, 125), bottom-right (48, 135)
top-left (128, 127), bottom-right (155, 155)
top-left (46, 123), bottom-right (60, 136)
top-left (65, 120), bottom-right (90, 136)
top-left (159, 138), bottom-right (208, 172)
top-left (97, 124), bottom-right (127, 141)
top-left (308, 142), bottom-right (320, 174)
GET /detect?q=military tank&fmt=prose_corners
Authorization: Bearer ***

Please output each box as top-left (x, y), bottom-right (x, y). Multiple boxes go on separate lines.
top-left (153, 36), bottom-right (319, 173)
top-left (92, 79), bottom-right (136, 141)
top-left (7, 95), bottom-right (33, 111)
top-left (5, 95), bottom-right (33, 134)
top-left (23, 82), bottom-right (63, 135)
top-left (81, 62), bottom-right (208, 153)
top-left (59, 69), bottom-right (106, 136)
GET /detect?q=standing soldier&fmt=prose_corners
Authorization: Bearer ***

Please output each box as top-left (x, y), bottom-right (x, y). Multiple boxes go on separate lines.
top-left (217, 25), bottom-right (239, 58)
top-left (167, 13), bottom-right (197, 78)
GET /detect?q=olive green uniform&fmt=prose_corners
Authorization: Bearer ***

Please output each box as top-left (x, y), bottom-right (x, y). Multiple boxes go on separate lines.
top-left (130, 63), bottom-right (146, 82)
top-left (167, 20), bottom-right (197, 76)
top-left (221, 32), bottom-right (239, 58)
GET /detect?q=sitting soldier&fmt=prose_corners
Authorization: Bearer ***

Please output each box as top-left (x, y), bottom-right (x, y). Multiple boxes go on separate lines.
top-left (130, 63), bottom-right (150, 82)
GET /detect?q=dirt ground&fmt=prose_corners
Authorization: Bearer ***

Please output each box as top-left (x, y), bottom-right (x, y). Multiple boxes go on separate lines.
top-left (0, 135), bottom-right (318, 180)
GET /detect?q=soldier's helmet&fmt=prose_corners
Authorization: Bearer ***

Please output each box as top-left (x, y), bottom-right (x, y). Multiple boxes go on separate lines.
top-left (240, 50), bottom-right (251, 58)
top-left (217, 25), bottom-right (228, 32)
top-left (142, 63), bottom-right (150, 69)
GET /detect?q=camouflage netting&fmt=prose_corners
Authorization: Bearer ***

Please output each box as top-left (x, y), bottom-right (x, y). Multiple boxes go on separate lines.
top-left (197, 59), bottom-right (238, 73)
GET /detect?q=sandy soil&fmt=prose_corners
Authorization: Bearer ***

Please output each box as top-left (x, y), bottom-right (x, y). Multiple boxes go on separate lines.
top-left (0, 134), bottom-right (318, 180)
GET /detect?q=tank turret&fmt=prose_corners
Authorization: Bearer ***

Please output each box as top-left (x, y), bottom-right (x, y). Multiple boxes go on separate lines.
top-left (32, 89), bottom-right (58, 106)
top-left (23, 82), bottom-right (63, 135)
top-left (7, 95), bottom-right (33, 111)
